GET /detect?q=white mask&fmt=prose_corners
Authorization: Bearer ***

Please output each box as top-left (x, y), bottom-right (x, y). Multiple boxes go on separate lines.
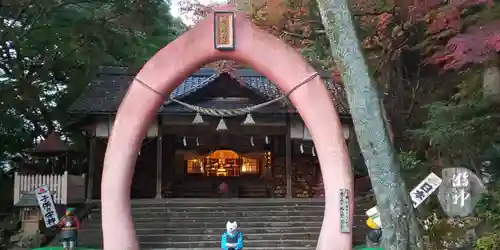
top-left (226, 221), bottom-right (238, 234)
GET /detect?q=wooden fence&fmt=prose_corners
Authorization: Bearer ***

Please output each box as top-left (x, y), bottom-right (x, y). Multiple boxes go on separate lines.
top-left (13, 171), bottom-right (86, 205)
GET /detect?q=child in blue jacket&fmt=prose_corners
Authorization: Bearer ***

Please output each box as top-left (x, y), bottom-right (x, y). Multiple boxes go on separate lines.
top-left (221, 221), bottom-right (243, 250)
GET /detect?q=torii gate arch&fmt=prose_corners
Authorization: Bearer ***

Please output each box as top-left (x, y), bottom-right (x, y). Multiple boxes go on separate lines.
top-left (100, 5), bottom-right (353, 250)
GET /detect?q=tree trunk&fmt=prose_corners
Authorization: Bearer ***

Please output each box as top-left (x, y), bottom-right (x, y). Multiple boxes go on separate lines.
top-left (380, 99), bottom-right (394, 145)
top-left (314, 1), bottom-right (424, 249)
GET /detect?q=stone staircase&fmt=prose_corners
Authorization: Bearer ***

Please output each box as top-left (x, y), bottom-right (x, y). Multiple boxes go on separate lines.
top-left (170, 181), bottom-right (215, 198)
top-left (238, 184), bottom-right (270, 198)
top-left (77, 198), bottom-right (370, 249)
top-left (75, 199), bottom-right (337, 249)
top-left (170, 177), bottom-right (271, 198)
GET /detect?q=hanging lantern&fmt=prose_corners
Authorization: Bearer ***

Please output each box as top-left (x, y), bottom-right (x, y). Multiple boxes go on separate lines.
top-left (312, 146), bottom-right (316, 157)
top-left (183, 136), bottom-right (187, 146)
top-left (300, 144), bottom-right (304, 154)
top-left (196, 137), bottom-right (199, 146)
top-left (216, 118), bottom-right (228, 131)
top-left (192, 112), bottom-right (204, 124)
top-left (250, 136), bottom-right (255, 146)
top-left (265, 136), bottom-right (269, 144)
top-left (242, 113), bottom-right (256, 125)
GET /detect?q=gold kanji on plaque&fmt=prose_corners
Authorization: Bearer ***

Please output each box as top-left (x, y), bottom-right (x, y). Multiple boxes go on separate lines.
top-left (214, 12), bottom-right (235, 50)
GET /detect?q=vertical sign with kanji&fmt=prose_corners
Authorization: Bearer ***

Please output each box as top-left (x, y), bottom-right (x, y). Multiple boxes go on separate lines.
top-left (214, 11), bottom-right (235, 50)
top-left (35, 185), bottom-right (59, 228)
top-left (410, 172), bottom-right (442, 208)
top-left (339, 188), bottom-right (350, 233)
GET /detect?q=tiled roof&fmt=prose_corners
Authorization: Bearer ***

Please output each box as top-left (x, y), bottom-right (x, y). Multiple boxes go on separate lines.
top-left (27, 132), bottom-right (70, 153)
top-left (68, 66), bottom-right (349, 115)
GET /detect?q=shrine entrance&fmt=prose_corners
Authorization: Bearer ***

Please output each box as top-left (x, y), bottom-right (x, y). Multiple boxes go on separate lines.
top-left (187, 150), bottom-right (261, 176)
top-left (99, 5), bottom-right (353, 250)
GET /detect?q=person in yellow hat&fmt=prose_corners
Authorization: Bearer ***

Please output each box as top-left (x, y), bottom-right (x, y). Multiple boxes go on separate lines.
top-left (365, 207), bottom-right (382, 244)
top-left (366, 217), bottom-right (379, 230)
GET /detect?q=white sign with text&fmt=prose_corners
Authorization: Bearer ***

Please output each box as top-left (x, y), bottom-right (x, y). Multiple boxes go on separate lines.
top-left (366, 172), bottom-right (442, 228)
top-left (35, 185), bottom-right (59, 228)
top-left (410, 173), bottom-right (443, 208)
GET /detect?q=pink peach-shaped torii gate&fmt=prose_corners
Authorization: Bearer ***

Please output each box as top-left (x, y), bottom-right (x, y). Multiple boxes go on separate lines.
top-left (100, 5), bottom-right (353, 250)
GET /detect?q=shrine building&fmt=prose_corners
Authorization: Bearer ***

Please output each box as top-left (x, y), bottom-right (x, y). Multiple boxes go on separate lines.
top-left (68, 66), bottom-right (355, 200)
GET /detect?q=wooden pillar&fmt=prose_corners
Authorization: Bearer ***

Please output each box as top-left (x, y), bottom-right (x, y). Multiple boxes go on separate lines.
top-left (155, 129), bottom-right (163, 199)
top-left (285, 115), bottom-right (292, 198)
top-left (86, 135), bottom-right (96, 202)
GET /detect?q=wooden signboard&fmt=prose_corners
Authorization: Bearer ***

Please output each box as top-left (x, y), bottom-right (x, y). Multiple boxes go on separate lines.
top-left (214, 11), bottom-right (235, 50)
top-left (339, 188), bottom-right (350, 233)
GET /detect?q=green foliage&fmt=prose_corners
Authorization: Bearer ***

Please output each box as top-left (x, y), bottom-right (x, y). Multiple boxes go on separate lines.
top-left (411, 93), bottom-right (500, 248)
top-left (398, 150), bottom-right (427, 185)
top-left (399, 150), bottom-right (424, 172)
top-left (410, 97), bottom-right (500, 166)
top-left (474, 177), bottom-right (500, 249)
top-left (0, 0), bottom-right (185, 168)
top-left (476, 183), bottom-right (500, 229)
top-left (474, 232), bottom-right (500, 250)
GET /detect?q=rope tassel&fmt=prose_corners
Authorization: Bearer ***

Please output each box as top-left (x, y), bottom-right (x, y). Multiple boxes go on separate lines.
top-left (242, 113), bottom-right (256, 125)
top-left (192, 112), bottom-right (204, 124)
top-left (216, 118), bottom-right (228, 131)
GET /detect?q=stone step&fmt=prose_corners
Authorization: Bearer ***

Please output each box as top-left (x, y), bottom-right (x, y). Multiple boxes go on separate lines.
top-left (85, 215), bottom-right (324, 223)
top-left (79, 232), bottom-right (320, 243)
top-left (79, 226), bottom-right (322, 234)
top-left (237, 194), bottom-right (269, 198)
top-left (89, 210), bottom-right (325, 218)
top-left (88, 209), bottom-right (366, 219)
top-left (241, 187), bottom-right (269, 190)
top-left (151, 239), bottom-right (318, 248)
top-left (113, 198), bottom-right (326, 207)
top-left (91, 205), bottom-right (327, 212)
top-left (81, 221), bottom-right (324, 229)
top-left (171, 194), bottom-right (216, 198)
top-left (150, 248), bottom-right (315, 250)
top-left (80, 239), bottom-right (318, 248)
top-left (89, 208), bottom-right (368, 216)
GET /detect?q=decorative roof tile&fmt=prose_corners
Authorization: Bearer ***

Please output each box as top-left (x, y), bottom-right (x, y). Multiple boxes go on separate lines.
top-left (68, 67), bottom-right (349, 115)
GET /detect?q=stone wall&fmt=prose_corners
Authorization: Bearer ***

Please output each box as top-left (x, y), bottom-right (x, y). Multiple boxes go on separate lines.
top-left (272, 157), bottom-right (286, 197)
top-left (271, 156), bottom-right (317, 198)
top-left (292, 158), bottom-right (317, 198)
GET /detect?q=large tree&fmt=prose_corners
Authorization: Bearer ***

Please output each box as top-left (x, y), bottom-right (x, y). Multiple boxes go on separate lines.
top-left (0, 0), bottom-right (185, 167)
top-left (313, 0), bottom-right (424, 249)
